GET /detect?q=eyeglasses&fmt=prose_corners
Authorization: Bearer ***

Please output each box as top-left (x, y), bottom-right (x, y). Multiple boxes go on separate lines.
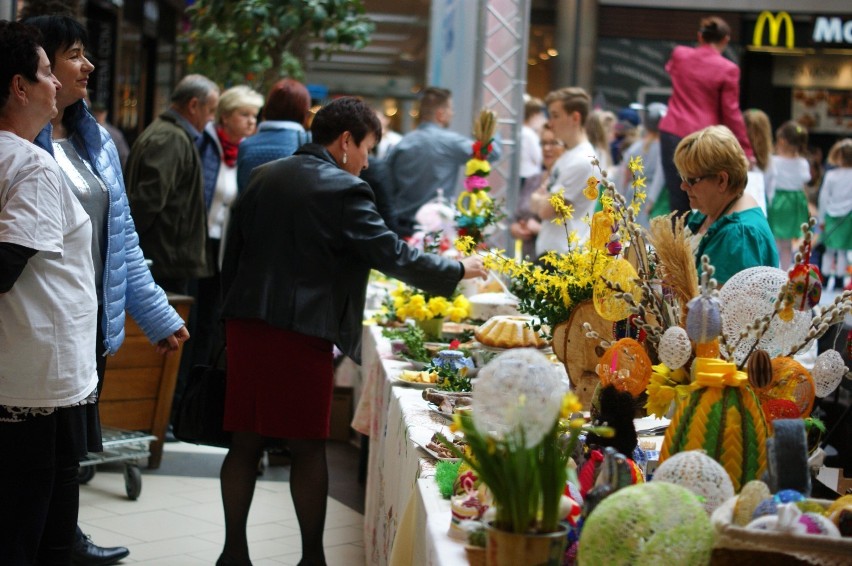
top-left (680, 174), bottom-right (716, 187)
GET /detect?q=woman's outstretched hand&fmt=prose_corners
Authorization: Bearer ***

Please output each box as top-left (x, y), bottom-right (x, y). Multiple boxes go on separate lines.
top-left (460, 256), bottom-right (487, 280)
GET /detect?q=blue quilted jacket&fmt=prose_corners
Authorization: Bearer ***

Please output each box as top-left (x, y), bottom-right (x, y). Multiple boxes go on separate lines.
top-left (35, 102), bottom-right (184, 354)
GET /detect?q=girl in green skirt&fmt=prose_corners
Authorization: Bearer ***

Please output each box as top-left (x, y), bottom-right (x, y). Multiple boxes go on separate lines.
top-left (818, 139), bottom-right (852, 290)
top-left (768, 121), bottom-right (811, 269)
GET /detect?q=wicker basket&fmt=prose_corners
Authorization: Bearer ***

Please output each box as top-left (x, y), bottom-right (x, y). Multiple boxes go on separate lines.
top-left (710, 495), bottom-right (852, 566)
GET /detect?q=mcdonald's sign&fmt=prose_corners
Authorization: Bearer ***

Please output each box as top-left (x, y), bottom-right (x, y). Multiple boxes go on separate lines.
top-left (753, 11), bottom-right (795, 48)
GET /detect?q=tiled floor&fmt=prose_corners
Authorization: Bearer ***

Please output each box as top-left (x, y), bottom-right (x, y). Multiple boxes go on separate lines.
top-left (78, 443), bottom-right (366, 565)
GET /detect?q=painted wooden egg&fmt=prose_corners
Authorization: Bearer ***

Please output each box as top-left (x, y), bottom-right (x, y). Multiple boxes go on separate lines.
top-left (685, 294), bottom-right (722, 343)
top-left (747, 350), bottom-right (774, 392)
top-left (658, 326), bottom-right (692, 369)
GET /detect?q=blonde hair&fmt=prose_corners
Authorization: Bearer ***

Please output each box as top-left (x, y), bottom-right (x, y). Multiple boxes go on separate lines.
top-left (744, 109), bottom-right (773, 171)
top-left (674, 125), bottom-right (748, 195)
top-left (217, 85), bottom-right (264, 121)
top-left (827, 138), bottom-right (852, 168)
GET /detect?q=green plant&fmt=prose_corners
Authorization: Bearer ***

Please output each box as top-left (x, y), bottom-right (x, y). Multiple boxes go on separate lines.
top-left (381, 325), bottom-right (430, 364)
top-left (436, 350), bottom-right (613, 534)
top-left (183, 0), bottom-right (373, 90)
top-left (439, 396), bottom-right (609, 533)
top-left (426, 359), bottom-right (473, 392)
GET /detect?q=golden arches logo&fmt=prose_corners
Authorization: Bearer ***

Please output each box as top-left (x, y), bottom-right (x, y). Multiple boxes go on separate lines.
top-left (753, 11), bottom-right (795, 48)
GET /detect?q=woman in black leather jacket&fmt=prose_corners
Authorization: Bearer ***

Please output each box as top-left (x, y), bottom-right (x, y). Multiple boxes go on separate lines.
top-left (217, 97), bottom-right (485, 566)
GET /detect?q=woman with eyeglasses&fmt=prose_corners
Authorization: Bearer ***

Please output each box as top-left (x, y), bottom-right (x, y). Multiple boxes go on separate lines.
top-left (511, 124), bottom-right (564, 259)
top-left (675, 125), bottom-right (778, 285)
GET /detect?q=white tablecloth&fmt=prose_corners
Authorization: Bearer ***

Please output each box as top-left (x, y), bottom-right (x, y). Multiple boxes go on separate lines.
top-left (352, 325), bottom-right (466, 566)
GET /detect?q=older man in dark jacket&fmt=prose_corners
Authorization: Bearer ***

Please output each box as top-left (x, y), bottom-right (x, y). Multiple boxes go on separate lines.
top-left (126, 74), bottom-right (219, 293)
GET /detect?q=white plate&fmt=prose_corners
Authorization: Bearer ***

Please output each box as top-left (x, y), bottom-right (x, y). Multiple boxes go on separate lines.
top-left (390, 373), bottom-right (436, 388)
top-left (411, 429), bottom-right (464, 462)
top-left (476, 342), bottom-right (553, 355)
top-left (414, 439), bottom-right (461, 462)
top-left (427, 402), bottom-right (472, 420)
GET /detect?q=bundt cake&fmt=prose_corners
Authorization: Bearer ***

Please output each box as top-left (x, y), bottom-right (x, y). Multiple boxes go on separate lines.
top-left (474, 315), bottom-right (549, 349)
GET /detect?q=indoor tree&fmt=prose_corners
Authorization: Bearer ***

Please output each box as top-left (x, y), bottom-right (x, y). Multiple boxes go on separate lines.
top-left (183, 0), bottom-right (373, 91)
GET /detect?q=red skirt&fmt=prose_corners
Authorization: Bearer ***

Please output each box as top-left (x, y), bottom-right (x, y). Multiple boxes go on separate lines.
top-left (224, 319), bottom-right (334, 439)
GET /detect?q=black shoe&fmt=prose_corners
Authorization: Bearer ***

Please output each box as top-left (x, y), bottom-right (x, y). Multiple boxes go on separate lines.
top-left (72, 532), bottom-right (130, 566)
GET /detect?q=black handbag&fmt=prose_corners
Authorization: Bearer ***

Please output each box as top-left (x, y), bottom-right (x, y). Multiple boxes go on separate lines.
top-left (173, 348), bottom-right (231, 448)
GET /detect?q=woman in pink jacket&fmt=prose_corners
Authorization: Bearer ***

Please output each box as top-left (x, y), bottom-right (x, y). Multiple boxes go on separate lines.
top-left (659, 16), bottom-right (754, 217)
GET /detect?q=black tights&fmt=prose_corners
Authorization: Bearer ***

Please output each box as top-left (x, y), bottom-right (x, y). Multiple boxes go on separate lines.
top-left (220, 432), bottom-right (328, 566)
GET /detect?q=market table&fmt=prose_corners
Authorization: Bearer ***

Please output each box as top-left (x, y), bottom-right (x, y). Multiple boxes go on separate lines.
top-left (352, 324), bottom-right (467, 565)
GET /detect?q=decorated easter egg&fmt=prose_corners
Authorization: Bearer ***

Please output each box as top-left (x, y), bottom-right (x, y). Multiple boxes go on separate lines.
top-left (595, 338), bottom-right (652, 397)
top-left (752, 498), bottom-right (778, 520)
top-left (593, 258), bottom-right (641, 322)
top-left (747, 350), bottom-right (774, 391)
top-left (761, 357), bottom-right (816, 418)
top-left (786, 263), bottom-right (823, 312)
top-left (658, 326), bottom-right (692, 370)
top-left (652, 450), bottom-right (735, 515)
top-left (733, 481), bottom-right (771, 526)
top-left (577, 483), bottom-right (714, 566)
top-left (685, 294), bottom-right (722, 343)
top-left (798, 512), bottom-right (841, 537)
top-left (774, 489), bottom-right (806, 504)
top-left (812, 349), bottom-right (848, 398)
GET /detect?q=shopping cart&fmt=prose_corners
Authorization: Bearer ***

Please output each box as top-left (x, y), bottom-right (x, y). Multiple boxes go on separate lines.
top-left (77, 427), bottom-right (157, 500)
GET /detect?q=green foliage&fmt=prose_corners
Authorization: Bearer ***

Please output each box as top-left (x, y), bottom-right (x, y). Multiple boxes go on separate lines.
top-left (426, 358), bottom-right (473, 393)
top-left (381, 325), bottom-right (430, 364)
top-left (183, 0), bottom-right (373, 91)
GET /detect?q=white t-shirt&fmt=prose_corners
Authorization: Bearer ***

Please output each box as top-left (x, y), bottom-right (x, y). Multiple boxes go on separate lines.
top-left (818, 167), bottom-right (852, 219)
top-left (519, 125), bottom-right (542, 179)
top-left (0, 132), bottom-right (97, 407)
top-left (536, 140), bottom-right (596, 257)
top-left (745, 169), bottom-right (768, 216)
top-left (770, 155), bottom-right (810, 202)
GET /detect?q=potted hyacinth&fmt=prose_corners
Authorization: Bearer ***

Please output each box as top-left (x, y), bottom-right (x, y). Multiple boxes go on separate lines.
top-left (438, 349), bottom-right (611, 566)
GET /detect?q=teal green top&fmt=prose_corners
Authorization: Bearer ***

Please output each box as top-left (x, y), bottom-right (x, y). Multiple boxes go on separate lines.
top-left (686, 207), bottom-right (779, 285)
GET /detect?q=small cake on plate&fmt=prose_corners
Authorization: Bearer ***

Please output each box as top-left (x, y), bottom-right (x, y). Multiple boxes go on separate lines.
top-left (474, 315), bottom-right (549, 349)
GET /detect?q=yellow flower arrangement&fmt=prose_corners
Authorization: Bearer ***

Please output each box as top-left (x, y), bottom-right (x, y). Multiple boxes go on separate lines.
top-left (454, 158), bottom-right (647, 336)
top-left (390, 283), bottom-right (470, 322)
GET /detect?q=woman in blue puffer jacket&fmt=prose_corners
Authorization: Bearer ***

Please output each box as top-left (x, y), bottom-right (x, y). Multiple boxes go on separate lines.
top-left (29, 14), bottom-right (188, 562)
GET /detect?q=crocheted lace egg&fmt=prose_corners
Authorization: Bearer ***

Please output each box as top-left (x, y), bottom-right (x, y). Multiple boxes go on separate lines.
top-left (658, 326), bottom-right (692, 369)
top-left (812, 349), bottom-right (848, 398)
top-left (652, 450), bottom-right (735, 515)
top-left (719, 267), bottom-right (811, 366)
top-left (577, 482), bottom-right (714, 566)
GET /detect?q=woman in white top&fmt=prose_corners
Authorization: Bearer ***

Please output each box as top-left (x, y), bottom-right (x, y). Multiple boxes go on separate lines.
top-left (818, 138), bottom-right (852, 290)
top-left (0, 21), bottom-right (97, 563)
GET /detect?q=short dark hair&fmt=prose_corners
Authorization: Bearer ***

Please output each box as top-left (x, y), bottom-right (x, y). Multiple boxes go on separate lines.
top-left (264, 78), bottom-right (311, 123)
top-left (418, 86), bottom-right (451, 122)
top-left (0, 21), bottom-right (44, 111)
top-left (311, 96), bottom-right (382, 147)
top-left (21, 15), bottom-right (88, 67)
top-left (699, 17), bottom-right (730, 44)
